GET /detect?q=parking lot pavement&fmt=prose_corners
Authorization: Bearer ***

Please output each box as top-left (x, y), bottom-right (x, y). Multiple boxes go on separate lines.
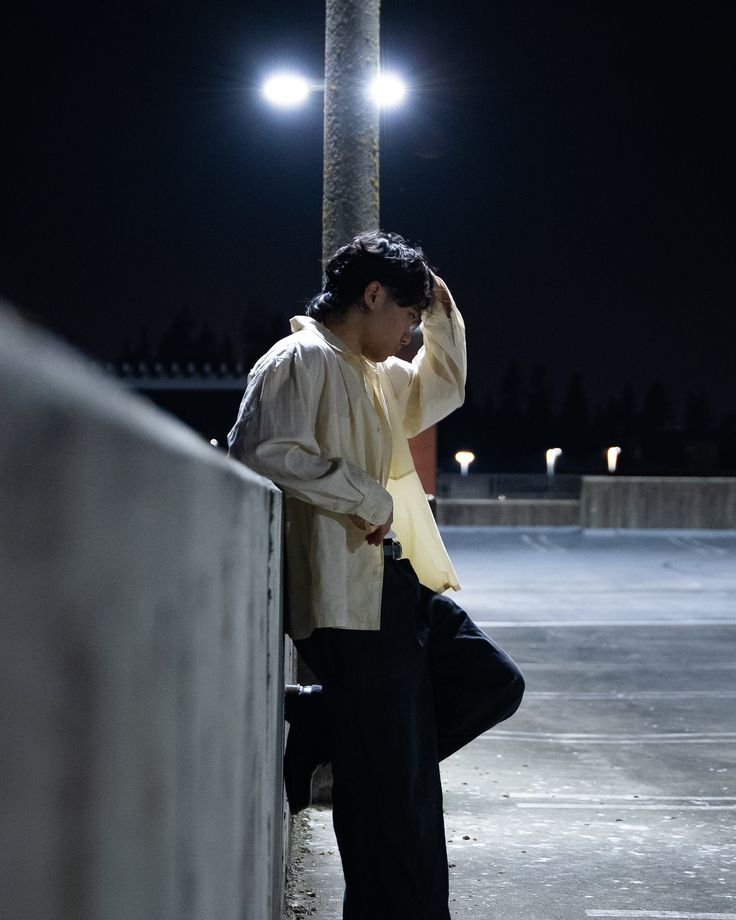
top-left (285, 528), bottom-right (736, 920)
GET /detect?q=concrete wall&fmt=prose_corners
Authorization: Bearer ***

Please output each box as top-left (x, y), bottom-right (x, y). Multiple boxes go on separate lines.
top-left (581, 476), bottom-right (736, 529)
top-left (437, 479), bottom-right (736, 528)
top-left (437, 498), bottom-right (580, 527)
top-left (436, 472), bottom-right (582, 499)
top-left (0, 305), bottom-right (285, 920)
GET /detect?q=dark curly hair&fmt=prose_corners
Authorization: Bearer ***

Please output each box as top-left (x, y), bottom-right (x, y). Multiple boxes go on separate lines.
top-left (307, 231), bottom-right (434, 321)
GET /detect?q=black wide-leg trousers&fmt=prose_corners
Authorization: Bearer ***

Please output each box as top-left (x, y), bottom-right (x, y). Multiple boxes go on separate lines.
top-left (295, 557), bottom-right (525, 920)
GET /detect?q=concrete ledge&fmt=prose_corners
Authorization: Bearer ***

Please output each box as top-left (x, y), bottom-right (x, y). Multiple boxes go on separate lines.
top-left (437, 498), bottom-right (581, 527)
top-left (581, 476), bottom-right (736, 529)
top-left (0, 304), bottom-right (285, 920)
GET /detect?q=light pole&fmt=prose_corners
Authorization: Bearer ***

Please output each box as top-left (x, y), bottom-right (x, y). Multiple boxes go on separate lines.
top-left (261, 2), bottom-right (407, 266)
top-left (323, 0), bottom-right (379, 264)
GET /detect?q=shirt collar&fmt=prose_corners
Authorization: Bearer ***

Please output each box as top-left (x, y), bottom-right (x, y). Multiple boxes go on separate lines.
top-left (290, 315), bottom-right (364, 364)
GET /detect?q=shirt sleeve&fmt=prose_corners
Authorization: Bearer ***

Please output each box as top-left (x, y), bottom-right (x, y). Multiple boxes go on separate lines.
top-left (383, 287), bottom-right (467, 438)
top-left (228, 345), bottom-right (393, 526)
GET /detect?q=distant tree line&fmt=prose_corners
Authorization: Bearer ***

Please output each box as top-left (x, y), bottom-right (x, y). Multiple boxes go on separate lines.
top-left (438, 359), bottom-right (735, 476)
top-left (117, 303), bottom-right (288, 372)
top-left (119, 310), bottom-right (734, 475)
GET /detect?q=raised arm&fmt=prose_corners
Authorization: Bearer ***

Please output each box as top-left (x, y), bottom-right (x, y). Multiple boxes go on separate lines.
top-left (383, 275), bottom-right (467, 438)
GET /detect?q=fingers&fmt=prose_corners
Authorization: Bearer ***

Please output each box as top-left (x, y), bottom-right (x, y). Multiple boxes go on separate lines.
top-left (430, 273), bottom-right (452, 316)
top-left (365, 518), bottom-right (392, 545)
top-left (359, 509), bottom-right (392, 545)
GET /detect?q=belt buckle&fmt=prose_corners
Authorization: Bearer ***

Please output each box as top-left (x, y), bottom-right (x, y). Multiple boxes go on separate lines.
top-left (388, 539), bottom-right (402, 561)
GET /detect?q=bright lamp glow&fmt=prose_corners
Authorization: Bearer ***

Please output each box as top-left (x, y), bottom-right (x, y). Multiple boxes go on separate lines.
top-left (455, 450), bottom-right (475, 476)
top-left (263, 73), bottom-right (310, 108)
top-left (545, 447), bottom-right (562, 477)
top-left (369, 73), bottom-right (406, 108)
top-left (607, 446), bottom-right (621, 474)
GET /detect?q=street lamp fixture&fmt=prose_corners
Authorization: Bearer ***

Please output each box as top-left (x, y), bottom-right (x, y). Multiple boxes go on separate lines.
top-left (262, 8), bottom-right (401, 262)
top-left (455, 450), bottom-right (475, 476)
top-left (368, 72), bottom-right (407, 108)
top-left (262, 72), bottom-right (312, 108)
top-left (262, 70), bottom-right (406, 109)
top-left (607, 446), bottom-right (621, 474)
top-left (546, 447), bottom-right (562, 478)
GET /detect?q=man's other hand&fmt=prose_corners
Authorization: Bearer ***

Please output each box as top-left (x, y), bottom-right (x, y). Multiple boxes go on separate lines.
top-left (350, 511), bottom-right (394, 546)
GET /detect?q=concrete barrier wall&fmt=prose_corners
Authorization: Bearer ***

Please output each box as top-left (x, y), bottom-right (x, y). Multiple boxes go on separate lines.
top-left (437, 480), bottom-right (736, 528)
top-left (0, 305), bottom-right (285, 920)
top-left (437, 499), bottom-right (580, 527)
top-left (581, 476), bottom-right (736, 529)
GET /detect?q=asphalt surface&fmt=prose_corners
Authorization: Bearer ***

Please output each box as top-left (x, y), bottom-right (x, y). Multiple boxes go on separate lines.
top-left (285, 527), bottom-right (736, 920)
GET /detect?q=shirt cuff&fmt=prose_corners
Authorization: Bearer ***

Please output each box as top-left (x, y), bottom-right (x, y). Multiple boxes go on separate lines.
top-left (355, 485), bottom-right (393, 527)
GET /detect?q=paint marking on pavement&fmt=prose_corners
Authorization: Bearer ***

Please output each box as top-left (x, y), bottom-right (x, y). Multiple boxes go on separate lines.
top-left (521, 534), bottom-right (547, 552)
top-left (669, 535), bottom-right (730, 556)
top-left (536, 532), bottom-right (568, 552)
top-left (480, 729), bottom-right (736, 745)
top-left (669, 535), bottom-right (715, 556)
top-left (519, 661), bottom-right (736, 673)
top-left (515, 802), bottom-right (736, 810)
top-left (476, 620), bottom-right (736, 628)
top-left (509, 794), bottom-right (736, 801)
top-left (525, 690), bottom-right (736, 700)
top-left (687, 536), bottom-right (730, 556)
top-left (586, 911), bottom-right (736, 919)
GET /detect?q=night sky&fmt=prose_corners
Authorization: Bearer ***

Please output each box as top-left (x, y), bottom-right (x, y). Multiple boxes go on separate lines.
top-left (3, 1), bottom-right (735, 416)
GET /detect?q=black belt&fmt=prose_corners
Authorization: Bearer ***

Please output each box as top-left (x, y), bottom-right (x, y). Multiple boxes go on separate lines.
top-left (383, 538), bottom-right (403, 560)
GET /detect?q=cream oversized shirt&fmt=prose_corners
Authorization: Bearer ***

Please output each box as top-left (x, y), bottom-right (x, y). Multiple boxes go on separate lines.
top-left (227, 294), bottom-right (467, 639)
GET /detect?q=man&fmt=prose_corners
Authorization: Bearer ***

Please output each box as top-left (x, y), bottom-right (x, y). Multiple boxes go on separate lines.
top-left (228, 231), bottom-right (524, 920)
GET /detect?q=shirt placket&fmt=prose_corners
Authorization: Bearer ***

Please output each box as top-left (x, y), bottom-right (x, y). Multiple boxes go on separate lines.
top-left (363, 363), bottom-right (393, 487)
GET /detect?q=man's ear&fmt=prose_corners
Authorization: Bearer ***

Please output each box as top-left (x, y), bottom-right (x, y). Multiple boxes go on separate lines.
top-left (363, 280), bottom-right (381, 310)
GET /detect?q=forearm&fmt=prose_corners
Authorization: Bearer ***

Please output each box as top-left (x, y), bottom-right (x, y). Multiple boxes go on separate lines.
top-left (234, 436), bottom-right (393, 526)
top-left (388, 280), bottom-right (467, 437)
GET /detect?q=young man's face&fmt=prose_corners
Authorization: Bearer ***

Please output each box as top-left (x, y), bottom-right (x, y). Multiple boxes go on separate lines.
top-left (361, 283), bottom-right (421, 363)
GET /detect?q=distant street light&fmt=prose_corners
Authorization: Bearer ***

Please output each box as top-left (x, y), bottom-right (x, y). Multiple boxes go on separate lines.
top-left (607, 445), bottom-right (621, 474)
top-left (455, 450), bottom-right (476, 476)
top-left (546, 447), bottom-right (562, 478)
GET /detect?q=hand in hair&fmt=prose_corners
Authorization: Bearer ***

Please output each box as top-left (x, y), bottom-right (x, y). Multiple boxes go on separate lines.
top-left (431, 273), bottom-right (453, 318)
